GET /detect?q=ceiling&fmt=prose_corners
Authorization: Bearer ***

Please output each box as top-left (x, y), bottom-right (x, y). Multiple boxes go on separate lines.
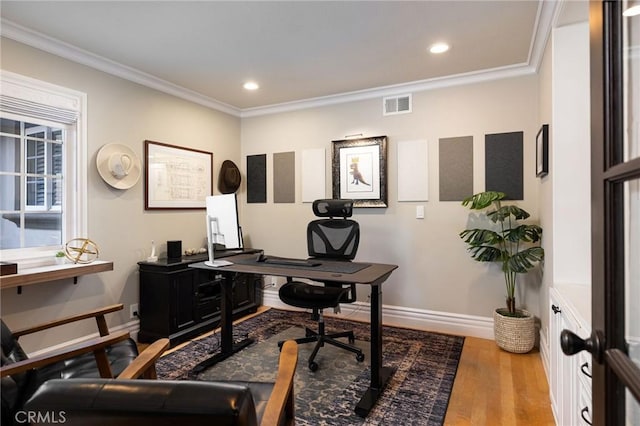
top-left (1, 1), bottom-right (570, 117)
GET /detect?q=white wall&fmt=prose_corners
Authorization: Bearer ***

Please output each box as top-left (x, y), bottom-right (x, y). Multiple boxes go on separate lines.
top-left (240, 75), bottom-right (542, 320)
top-left (0, 38), bottom-right (241, 352)
top-left (551, 22), bottom-right (592, 289)
top-left (537, 15), bottom-right (554, 350)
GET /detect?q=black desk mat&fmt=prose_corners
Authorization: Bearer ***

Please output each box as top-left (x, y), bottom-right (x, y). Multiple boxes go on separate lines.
top-left (233, 257), bottom-right (371, 274)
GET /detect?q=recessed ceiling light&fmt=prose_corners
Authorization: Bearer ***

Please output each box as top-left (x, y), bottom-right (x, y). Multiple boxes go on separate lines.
top-left (243, 81), bottom-right (259, 90)
top-left (429, 43), bottom-right (450, 54)
top-left (623, 4), bottom-right (640, 16)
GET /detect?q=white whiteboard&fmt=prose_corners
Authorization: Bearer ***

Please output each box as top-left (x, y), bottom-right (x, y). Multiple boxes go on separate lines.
top-left (205, 194), bottom-right (242, 250)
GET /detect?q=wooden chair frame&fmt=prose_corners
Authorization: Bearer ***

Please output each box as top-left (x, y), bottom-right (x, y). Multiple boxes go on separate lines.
top-left (3, 305), bottom-right (297, 425)
top-left (1, 304), bottom-right (169, 380)
top-left (262, 340), bottom-right (298, 426)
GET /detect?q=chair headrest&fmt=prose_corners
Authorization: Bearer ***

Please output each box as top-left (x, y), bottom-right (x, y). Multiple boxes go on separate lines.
top-left (312, 199), bottom-right (354, 218)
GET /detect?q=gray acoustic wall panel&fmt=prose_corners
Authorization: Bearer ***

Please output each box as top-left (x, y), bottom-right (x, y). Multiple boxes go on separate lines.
top-left (247, 154), bottom-right (267, 203)
top-left (439, 136), bottom-right (473, 201)
top-left (485, 131), bottom-right (523, 200)
top-left (273, 151), bottom-right (295, 203)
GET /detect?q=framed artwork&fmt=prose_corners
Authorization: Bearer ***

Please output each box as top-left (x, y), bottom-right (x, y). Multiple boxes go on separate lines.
top-left (144, 140), bottom-right (213, 210)
top-left (331, 136), bottom-right (388, 208)
top-left (536, 124), bottom-right (549, 178)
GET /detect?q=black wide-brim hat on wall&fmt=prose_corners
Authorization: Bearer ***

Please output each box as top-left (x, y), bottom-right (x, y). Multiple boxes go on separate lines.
top-left (218, 160), bottom-right (242, 194)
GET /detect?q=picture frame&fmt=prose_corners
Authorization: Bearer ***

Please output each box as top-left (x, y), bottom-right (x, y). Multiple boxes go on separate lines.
top-left (331, 136), bottom-right (388, 208)
top-left (144, 140), bottom-right (213, 210)
top-left (536, 124), bottom-right (549, 178)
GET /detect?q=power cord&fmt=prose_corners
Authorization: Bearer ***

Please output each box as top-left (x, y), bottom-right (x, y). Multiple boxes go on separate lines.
top-left (342, 294), bottom-right (371, 319)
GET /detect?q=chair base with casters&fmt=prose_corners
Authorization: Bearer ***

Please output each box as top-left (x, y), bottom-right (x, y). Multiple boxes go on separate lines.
top-left (278, 279), bottom-right (364, 372)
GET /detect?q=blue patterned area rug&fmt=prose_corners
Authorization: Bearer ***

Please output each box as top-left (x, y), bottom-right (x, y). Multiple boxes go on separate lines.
top-left (156, 308), bottom-right (465, 425)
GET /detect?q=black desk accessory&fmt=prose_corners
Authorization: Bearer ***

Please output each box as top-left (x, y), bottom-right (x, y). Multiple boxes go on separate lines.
top-left (255, 252), bottom-right (321, 267)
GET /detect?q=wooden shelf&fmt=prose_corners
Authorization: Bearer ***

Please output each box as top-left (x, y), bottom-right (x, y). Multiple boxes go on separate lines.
top-left (0, 260), bottom-right (114, 290)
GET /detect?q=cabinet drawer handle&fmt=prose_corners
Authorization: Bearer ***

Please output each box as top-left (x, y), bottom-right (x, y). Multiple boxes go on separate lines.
top-left (552, 304), bottom-right (562, 314)
top-left (580, 361), bottom-right (592, 378)
top-left (581, 407), bottom-right (592, 425)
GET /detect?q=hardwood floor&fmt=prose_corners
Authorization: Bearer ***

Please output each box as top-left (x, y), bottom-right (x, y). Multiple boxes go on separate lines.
top-left (444, 336), bottom-right (555, 426)
top-left (144, 307), bottom-right (556, 425)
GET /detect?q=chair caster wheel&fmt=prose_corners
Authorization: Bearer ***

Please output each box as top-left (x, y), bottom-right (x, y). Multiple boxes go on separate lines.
top-left (308, 362), bottom-right (318, 372)
top-left (356, 353), bottom-right (365, 362)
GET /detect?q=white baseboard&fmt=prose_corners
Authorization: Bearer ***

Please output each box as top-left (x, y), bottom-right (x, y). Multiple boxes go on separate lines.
top-left (27, 290), bottom-right (500, 357)
top-left (262, 288), bottom-right (494, 340)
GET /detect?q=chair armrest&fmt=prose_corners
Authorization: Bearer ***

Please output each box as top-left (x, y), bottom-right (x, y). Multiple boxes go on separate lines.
top-left (11, 304), bottom-right (124, 338)
top-left (0, 330), bottom-right (131, 378)
top-left (261, 340), bottom-right (298, 426)
top-left (117, 338), bottom-right (170, 379)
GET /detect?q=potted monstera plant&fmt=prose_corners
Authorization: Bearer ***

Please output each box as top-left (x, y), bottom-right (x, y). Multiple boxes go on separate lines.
top-left (460, 191), bottom-right (544, 353)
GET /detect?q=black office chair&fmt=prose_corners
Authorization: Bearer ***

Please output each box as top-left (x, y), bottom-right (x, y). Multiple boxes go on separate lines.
top-left (278, 199), bottom-right (365, 371)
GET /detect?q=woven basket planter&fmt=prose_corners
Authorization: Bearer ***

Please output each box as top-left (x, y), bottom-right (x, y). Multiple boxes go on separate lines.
top-left (493, 308), bottom-right (535, 353)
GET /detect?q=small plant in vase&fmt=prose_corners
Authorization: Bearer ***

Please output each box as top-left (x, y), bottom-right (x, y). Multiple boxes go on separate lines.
top-left (55, 251), bottom-right (66, 265)
top-left (460, 191), bottom-right (544, 352)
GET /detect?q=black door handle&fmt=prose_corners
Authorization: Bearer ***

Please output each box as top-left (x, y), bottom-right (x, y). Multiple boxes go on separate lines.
top-left (581, 407), bottom-right (592, 425)
top-left (560, 329), bottom-right (605, 363)
top-left (552, 304), bottom-right (562, 314)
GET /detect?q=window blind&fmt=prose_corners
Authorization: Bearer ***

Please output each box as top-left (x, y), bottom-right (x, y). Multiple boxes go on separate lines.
top-left (0, 95), bottom-right (78, 124)
top-left (0, 71), bottom-right (81, 124)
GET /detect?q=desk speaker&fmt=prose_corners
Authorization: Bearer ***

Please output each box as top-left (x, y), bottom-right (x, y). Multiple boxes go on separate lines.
top-left (167, 240), bottom-right (182, 260)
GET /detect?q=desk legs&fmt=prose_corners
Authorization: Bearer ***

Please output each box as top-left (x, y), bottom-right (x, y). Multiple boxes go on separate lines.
top-left (355, 279), bottom-right (396, 417)
top-left (192, 272), bottom-right (254, 374)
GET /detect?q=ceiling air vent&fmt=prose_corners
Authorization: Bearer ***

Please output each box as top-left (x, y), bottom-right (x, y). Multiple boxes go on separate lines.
top-left (383, 94), bottom-right (412, 116)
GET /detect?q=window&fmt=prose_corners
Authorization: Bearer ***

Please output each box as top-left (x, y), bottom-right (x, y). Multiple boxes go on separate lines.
top-left (25, 124), bottom-right (64, 211)
top-left (0, 71), bottom-right (87, 264)
top-left (1, 118), bottom-right (66, 249)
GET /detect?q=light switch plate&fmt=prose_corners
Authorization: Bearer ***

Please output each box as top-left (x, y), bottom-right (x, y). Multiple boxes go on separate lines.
top-left (416, 205), bottom-right (425, 219)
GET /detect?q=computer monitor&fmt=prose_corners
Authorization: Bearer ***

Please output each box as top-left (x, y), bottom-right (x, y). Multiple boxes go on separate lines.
top-left (205, 193), bottom-right (243, 251)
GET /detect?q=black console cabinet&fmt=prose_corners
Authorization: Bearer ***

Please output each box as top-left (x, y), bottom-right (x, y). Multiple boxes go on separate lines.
top-left (137, 251), bottom-right (261, 346)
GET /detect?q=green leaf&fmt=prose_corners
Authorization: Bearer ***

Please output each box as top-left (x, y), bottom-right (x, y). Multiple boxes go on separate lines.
top-left (459, 228), bottom-right (503, 246)
top-left (466, 245), bottom-right (504, 262)
top-left (503, 224), bottom-right (543, 243)
top-left (461, 191), bottom-right (505, 210)
top-left (488, 205), bottom-right (530, 222)
top-left (505, 247), bottom-right (545, 273)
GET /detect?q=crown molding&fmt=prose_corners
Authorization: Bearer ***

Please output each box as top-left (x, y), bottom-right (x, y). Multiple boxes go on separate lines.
top-left (240, 63), bottom-right (536, 118)
top-left (1, 19), bottom-right (241, 117)
top-left (528, 0), bottom-right (561, 73)
top-left (2, 1), bottom-right (556, 119)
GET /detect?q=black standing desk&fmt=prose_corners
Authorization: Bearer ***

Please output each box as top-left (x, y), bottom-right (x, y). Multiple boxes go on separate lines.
top-left (190, 253), bottom-right (398, 417)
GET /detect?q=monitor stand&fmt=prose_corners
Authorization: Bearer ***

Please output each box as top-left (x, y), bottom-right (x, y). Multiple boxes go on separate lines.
top-left (204, 259), bottom-right (232, 267)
